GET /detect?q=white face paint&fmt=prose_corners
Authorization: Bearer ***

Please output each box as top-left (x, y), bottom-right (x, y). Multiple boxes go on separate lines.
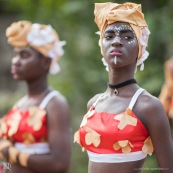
top-left (103, 23), bottom-right (138, 69)
top-left (104, 25), bottom-right (136, 45)
top-left (114, 56), bottom-right (117, 64)
top-left (12, 56), bottom-right (18, 64)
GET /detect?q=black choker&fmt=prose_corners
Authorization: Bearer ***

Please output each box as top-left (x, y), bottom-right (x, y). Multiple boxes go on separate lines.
top-left (108, 79), bottom-right (137, 95)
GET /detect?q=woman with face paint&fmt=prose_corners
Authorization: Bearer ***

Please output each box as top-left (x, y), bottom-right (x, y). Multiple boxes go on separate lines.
top-left (74, 2), bottom-right (173, 173)
top-left (0, 21), bottom-right (71, 173)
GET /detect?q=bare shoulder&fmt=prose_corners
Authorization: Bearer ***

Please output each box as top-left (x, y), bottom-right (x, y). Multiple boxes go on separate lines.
top-left (87, 93), bottom-right (103, 110)
top-left (134, 89), bottom-right (168, 129)
top-left (135, 90), bottom-right (173, 172)
top-left (47, 90), bottom-right (69, 109)
top-left (136, 90), bottom-right (163, 111)
top-left (45, 90), bottom-right (70, 124)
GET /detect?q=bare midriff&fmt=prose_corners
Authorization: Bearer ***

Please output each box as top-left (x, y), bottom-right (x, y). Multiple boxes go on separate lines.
top-left (88, 159), bottom-right (145, 173)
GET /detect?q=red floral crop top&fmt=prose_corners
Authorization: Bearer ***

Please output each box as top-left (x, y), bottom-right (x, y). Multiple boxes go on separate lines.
top-left (74, 88), bottom-right (154, 161)
top-left (0, 91), bottom-right (58, 145)
top-left (0, 106), bottom-right (48, 144)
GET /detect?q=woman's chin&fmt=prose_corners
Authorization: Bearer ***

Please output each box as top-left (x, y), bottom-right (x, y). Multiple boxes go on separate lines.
top-left (12, 75), bottom-right (23, 81)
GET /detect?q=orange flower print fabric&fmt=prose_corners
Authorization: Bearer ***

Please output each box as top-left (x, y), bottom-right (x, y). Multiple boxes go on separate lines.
top-left (80, 106), bottom-right (95, 127)
top-left (85, 127), bottom-right (101, 147)
top-left (113, 140), bottom-right (134, 154)
top-left (114, 108), bottom-right (137, 130)
top-left (28, 107), bottom-right (46, 131)
top-left (142, 136), bottom-right (154, 155)
top-left (0, 107), bottom-right (48, 144)
top-left (77, 109), bottom-right (154, 155)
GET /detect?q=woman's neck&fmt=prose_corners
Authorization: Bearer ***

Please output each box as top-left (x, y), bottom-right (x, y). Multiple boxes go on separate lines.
top-left (108, 65), bottom-right (135, 84)
top-left (26, 76), bottom-right (49, 97)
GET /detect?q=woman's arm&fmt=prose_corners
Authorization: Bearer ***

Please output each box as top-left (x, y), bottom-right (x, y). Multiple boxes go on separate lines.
top-left (26, 94), bottom-right (71, 173)
top-left (1, 93), bottom-right (71, 173)
top-left (136, 94), bottom-right (173, 173)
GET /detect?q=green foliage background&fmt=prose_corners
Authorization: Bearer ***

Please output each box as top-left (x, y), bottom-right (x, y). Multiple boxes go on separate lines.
top-left (1, 0), bottom-right (173, 172)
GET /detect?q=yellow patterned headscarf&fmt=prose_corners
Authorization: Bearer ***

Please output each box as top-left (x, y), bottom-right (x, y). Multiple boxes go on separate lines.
top-left (6, 20), bottom-right (66, 74)
top-left (94, 2), bottom-right (150, 71)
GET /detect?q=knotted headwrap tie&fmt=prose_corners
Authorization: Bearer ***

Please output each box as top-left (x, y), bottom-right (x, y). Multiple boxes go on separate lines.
top-left (6, 21), bottom-right (66, 74)
top-left (94, 2), bottom-right (150, 72)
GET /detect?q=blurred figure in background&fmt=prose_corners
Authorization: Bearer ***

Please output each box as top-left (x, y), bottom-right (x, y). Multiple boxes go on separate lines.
top-left (159, 57), bottom-right (173, 136)
top-left (0, 21), bottom-right (71, 173)
top-left (74, 2), bottom-right (173, 173)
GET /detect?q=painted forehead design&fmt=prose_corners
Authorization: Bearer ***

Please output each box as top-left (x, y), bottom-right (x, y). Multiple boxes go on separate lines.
top-left (105, 24), bottom-right (134, 33)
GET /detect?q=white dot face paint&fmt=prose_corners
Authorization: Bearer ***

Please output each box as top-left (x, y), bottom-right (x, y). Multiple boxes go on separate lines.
top-left (128, 39), bottom-right (136, 44)
top-left (119, 25), bottom-right (136, 45)
top-left (102, 23), bottom-right (138, 69)
top-left (104, 24), bottom-right (137, 45)
top-left (106, 25), bottom-right (114, 31)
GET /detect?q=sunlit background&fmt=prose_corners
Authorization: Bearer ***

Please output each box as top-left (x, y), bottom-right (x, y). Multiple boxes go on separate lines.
top-left (0, 0), bottom-right (173, 172)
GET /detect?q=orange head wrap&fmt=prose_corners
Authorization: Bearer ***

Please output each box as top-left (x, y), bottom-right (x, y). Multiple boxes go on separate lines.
top-left (6, 20), bottom-right (66, 74)
top-left (94, 2), bottom-right (150, 71)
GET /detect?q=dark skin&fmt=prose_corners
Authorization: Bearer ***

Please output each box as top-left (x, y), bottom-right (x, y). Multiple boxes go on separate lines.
top-left (1, 47), bottom-right (71, 173)
top-left (87, 22), bottom-right (173, 173)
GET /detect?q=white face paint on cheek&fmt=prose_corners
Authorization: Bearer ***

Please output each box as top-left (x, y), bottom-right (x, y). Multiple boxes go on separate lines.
top-left (12, 56), bottom-right (19, 64)
top-left (128, 39), bottom-right (137, 44)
